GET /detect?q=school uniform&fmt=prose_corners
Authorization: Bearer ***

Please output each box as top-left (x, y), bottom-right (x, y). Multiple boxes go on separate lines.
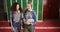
top-left (22, 10), bottom-right (36, 32)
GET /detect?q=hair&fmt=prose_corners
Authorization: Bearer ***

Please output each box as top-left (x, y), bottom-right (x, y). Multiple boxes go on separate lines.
top-left (24, 2), bottom-right (32, 13)
top-left (28, 2), bottom-right (32, 8)
top-left (11, 2), bottom-right (22, 13)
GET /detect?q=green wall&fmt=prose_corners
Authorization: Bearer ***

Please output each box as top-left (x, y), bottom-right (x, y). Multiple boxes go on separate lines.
top-left (38, 0), bottom-right (43, 20)
top-left (6, 0), bottom-right (11, 20)
top-left (6, 0), bottom-right (43, 21)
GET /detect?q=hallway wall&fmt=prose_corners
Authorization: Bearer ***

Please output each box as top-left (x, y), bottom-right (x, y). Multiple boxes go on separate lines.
top-left (43, 0), bottom-right (59, 20)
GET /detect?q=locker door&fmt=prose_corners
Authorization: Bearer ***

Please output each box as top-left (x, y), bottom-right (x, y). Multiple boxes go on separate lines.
top-left (6, 0), bottom-right (43, 21)
top-left (6, 0), bottom-right (11, 21)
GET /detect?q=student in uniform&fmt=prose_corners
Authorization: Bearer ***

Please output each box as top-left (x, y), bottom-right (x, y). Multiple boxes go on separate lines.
top-left (22, 2), bottom-right (37, 32)
top-left (10, 2), bottom-right (22, 32)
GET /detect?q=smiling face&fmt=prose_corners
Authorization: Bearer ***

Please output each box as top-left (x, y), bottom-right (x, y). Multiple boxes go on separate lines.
top-left (27, 4), bottom-right (31, 10)
top-left (16, 4), bottom-right (19, 11)
top-left (26, 2), bottom-right (32, 11)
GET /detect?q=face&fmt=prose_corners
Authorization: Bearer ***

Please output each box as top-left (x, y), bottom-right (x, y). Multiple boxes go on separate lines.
top-left (27, 4), bottom-right (32, 11)
top-left (16, 4), bottom-right (19, 11)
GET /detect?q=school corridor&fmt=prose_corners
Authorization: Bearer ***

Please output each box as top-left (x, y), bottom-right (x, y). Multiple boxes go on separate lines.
top-left (0, 0), bottom-right (60, 32)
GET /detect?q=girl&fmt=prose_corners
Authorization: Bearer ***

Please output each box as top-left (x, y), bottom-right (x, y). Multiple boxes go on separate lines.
top-left (22, 2), bottom-right (36, 32)
top-left (10, 2), bottom-right (22, 32)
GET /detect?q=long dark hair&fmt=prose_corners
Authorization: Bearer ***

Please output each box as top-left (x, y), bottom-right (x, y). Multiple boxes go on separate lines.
top-left (11, 2), bottom-right (22, 13)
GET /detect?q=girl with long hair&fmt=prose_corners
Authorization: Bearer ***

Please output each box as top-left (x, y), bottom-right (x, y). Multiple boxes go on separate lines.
top-left (10, 2), bottom-right (22, 32)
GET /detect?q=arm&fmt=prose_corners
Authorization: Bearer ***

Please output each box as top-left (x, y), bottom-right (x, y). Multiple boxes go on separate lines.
top-left (10, 17), bottom-right (14, 31)
top-left (10, 12), bottom-right (14, 30)
top-left (10, 17), bottom-right (13, 27)
top-left (31, 11), bottom-right (37, 25)
top-left (22, 12), bottom-right (26, 22)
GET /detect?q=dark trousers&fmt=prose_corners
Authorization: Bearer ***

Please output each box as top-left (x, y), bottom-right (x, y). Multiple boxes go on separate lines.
top-left (23, 24), bottom-right (34, 32)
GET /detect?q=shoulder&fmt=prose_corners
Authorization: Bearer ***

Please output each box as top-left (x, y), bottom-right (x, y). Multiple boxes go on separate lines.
top-left (32, 10), bottom-right (36, 14)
